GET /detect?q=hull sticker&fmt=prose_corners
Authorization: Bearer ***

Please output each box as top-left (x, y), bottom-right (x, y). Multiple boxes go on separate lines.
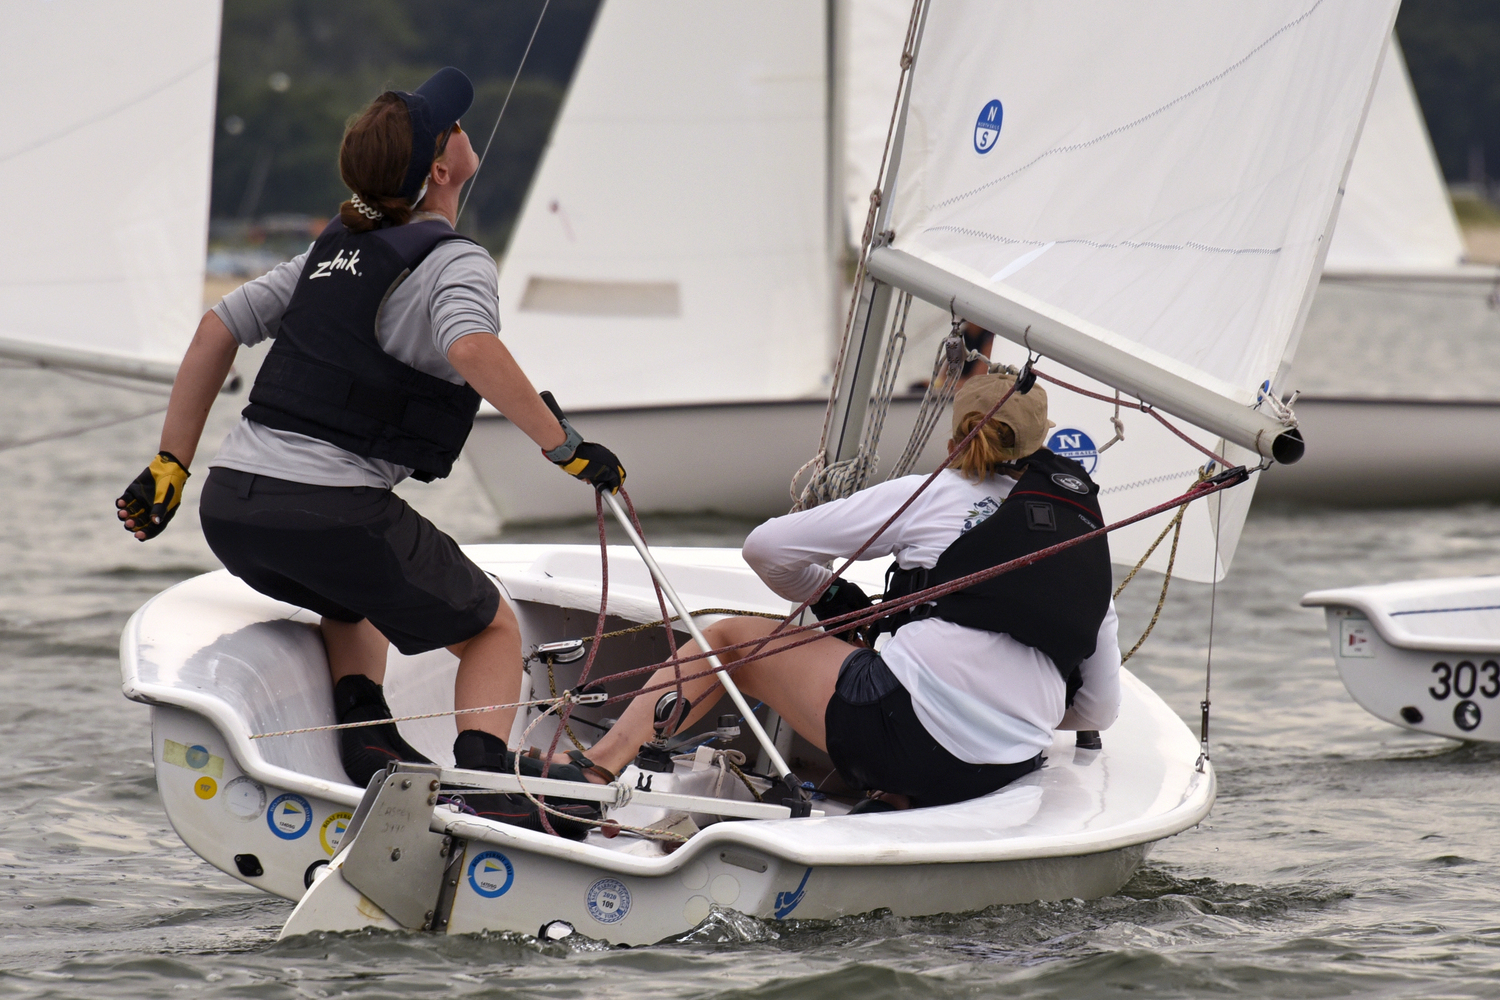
top-left (163, 740), bottom-right (225, 779)
top-left (320, 812), bottom-right (352, 855)
top-left (266, 793), bottom-right (313, 840)
top-left (775, 867), bottom-right (812, 919)
top-left (586, 877), bottom-right (631, 924)
top-left (1339, 618), bottom-right (1374, 657)
top-left (194, 776), bottom-right (217, 800)
top-left (468, 850), bottom-right (515, 899)
top-left (223, 776), bottom-right (266, 820)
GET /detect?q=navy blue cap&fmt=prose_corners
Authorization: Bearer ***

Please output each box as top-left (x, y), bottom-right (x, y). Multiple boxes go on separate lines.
top-left (396, 67), bottom-right (474, 201)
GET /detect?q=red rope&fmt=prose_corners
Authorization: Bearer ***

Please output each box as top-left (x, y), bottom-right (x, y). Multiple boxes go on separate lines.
top-left (588, 466), bottom-right (1248, 707)
top-left (1031, 370), bottom-right (1229, 468)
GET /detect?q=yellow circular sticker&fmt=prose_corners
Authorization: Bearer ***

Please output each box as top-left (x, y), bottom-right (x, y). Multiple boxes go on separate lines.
top-left (321, 812), bottom-right (353, 855)
top-left (194, 776), bottom-right (218, 800)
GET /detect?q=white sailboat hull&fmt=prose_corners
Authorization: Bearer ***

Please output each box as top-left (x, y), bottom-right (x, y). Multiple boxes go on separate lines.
top-left (1303, 577), bottom-right (1500, 743)
top-left (466, 396), bottom-right (949, 524)
top-left (1255, 395), bottom-right (1500, 505)
top-left (123, 545), bottom-right (1214, 945)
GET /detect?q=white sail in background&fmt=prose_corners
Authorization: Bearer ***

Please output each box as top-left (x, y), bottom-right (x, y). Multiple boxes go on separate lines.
top-left (1324, 37), bottom-right (1468, 277)
top-left (0, 0), bottom-right (221, 382)
top-left (864, 1), bottom-right (1398, 579)
top-left (496, 0), bottom-right (833, 409)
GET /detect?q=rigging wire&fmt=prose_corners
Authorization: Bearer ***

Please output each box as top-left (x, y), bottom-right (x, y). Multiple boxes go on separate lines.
top-left (1199, 477), bottom-right (1224, 771)
top-left (456, 0), bottom-right (553, 225)
top-left (0, 404), bottom-right (168, 453)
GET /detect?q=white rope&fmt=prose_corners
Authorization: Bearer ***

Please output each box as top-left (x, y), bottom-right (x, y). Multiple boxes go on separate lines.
top-left (249, 694), bottom-right (566, 739)
top-left (790, 0), bottom-right (925, 509)
top-left (792, 293), bottom-right (912, 508)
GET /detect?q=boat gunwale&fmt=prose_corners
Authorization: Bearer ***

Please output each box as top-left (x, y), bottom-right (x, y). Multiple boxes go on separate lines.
top-left (122, 558), bottom-right (1216, 878)
top-left (1302, 577), bottom-right (1500, 654)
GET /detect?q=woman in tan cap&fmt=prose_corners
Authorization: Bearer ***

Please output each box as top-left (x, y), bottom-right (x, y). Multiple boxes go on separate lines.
top-left (565, 372), bottom-right (1122, 810)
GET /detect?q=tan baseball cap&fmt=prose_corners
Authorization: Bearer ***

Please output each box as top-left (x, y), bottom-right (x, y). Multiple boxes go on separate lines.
top-left (951, 372), bottom-right (1054, 460)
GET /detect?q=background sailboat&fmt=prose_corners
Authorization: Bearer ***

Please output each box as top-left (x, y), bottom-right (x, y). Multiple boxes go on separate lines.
top-left (0, 0), bottom-right (220, 384)
top-left (470, 4), bottom-right (1498, 523)
top-left (1258, 35), bottom-right (1500, 504)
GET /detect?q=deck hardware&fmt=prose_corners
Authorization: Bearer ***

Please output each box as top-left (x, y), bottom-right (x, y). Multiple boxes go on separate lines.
top-left (719, 850), bottom-right (768, 873)
top-left (234, 853), bottom-right (263, 878)
top-left (534, 639), bottom-right (587, 664)
top-left (341, 762), bottom-right (449, 930)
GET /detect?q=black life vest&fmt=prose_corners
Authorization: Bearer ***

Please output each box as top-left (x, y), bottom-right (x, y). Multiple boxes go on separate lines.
top-left (243, 220), bottom-right (483, 482)
top-left (878, 450), bottom-right (1113, 685)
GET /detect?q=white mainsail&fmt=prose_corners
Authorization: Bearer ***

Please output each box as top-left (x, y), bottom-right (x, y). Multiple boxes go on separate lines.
top-left (1324, 37), bottom-right (1470, 278)
top-left (861, 1), bottom-right (1399, 580)
top-left (0, 0), bottom-right (221, 383)
top-left (495, 0), bottom-right (835, 409)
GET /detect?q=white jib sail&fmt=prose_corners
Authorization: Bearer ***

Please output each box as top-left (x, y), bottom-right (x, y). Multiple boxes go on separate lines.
top-left (0, 0), bottom-right (221, 383)
top-left (865, 1), bottom-right (1398, 581)
top-left (1323, 36), bottom-right (1468, 277)
top-left (495, 0), bottom-right (834, 410)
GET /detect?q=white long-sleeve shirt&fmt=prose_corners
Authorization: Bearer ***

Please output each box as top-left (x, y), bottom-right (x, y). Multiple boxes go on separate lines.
top-left (743, 470), bottom-right (1122, 765)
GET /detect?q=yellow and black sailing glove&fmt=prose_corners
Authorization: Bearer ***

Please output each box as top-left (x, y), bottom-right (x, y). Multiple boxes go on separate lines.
top-left (117, 451), bottom-right (190, 540)
top-left (552, 440), bottom-right (626, 494)
top-left (538, 390), bottom-right (626, 493)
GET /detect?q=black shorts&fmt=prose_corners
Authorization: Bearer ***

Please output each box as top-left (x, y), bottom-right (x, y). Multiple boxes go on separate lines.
top-left (823, 647), bottom-right (1042, 808)
top-left (199, 468), bottom-right (500, 656)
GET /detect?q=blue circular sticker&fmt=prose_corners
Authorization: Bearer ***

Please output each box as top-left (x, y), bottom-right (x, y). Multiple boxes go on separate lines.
top-left (468, 850), bottom-right (515, 898)
top-left (974, 99), bottom-right (1003, 153)
top-left (266, 793), bottom-right (313, 840)
top-left (1048, 428), bottom-right (1099, 474)
top-left (184, 744), bottom-right (211, 769)
top-left (586, 877), bottom-right (631, 924)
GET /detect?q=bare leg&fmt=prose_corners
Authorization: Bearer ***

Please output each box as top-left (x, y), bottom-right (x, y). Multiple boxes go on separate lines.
top-left (578, 617), bottom-right (854, 779)
top-left (322, 618), bottom-right (389, 683)
top-left (446, 597), bottom-right (525, 741)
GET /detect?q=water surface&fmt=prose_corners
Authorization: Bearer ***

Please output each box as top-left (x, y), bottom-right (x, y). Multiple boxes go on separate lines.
top-left (1, 351), bottom-right (1499, 998)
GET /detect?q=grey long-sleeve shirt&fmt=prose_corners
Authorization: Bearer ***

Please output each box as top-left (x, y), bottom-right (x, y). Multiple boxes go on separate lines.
top-left (208, 216), bottom-right (500, 488)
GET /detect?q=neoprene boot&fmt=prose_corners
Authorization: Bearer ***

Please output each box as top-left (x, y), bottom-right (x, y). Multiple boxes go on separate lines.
top-left (333, 675), bottom-right (432, 787)
top-left (450, 729), bottom-right (599, 840)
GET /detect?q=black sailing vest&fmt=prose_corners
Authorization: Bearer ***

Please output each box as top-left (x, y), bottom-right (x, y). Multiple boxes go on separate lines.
top-left (243, 220), bottom-right (483, 482)
top-left (880, 450), bottom-right (1113, 685)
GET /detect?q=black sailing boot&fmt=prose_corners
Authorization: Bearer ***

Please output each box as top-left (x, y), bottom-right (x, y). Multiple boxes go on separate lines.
top-left (449, 729), bottom-right (599, 840)
top-left (333, 675), bottom-right (432, 787)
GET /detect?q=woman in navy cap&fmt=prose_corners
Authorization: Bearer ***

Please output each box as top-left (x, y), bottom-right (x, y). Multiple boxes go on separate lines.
top-left (116, 68), bottom-right (620, 836)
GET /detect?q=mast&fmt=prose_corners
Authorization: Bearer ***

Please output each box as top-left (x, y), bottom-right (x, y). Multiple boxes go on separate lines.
top-left (822, 0), bottom-right (927, 468)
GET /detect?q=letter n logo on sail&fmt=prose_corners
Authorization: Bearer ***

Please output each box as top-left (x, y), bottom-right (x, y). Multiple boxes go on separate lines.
top-left (974, 100), bottom-right (1003, 154)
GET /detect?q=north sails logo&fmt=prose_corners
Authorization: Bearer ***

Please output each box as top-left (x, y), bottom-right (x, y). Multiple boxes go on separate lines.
top-left (309, 248), bottom-right (361, 279)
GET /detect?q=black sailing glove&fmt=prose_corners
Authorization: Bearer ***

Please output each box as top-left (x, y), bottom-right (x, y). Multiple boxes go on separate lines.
top-left (556, 441), bottom-right (626, 494)
top-left (117, 451), bottom-right (190, 540)
top-left (811, 579), bottom-right (873, 642)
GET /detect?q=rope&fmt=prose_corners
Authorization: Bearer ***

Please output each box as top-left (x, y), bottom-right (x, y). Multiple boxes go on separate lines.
top-left (1115, 502), bottom-right (1187, 664)
top-left (456, 0), bottom-right (552, 224)
top-left (792, 0), bottom-right (925, 507)
top-left (586, 467), bottom-right (1251, 708)
top-left (1031, 370), bottom-right (1233, 467)
top-left (886, 324), bottom-right (968, 481)
top-left (793, 293), bottom-right (912, 507)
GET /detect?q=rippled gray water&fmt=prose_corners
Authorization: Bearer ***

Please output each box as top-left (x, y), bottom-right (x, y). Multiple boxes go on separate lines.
top-left (3, 286), bottom-right (1500, 997)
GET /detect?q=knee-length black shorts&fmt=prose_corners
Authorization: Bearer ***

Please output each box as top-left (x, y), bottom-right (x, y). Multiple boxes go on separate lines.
top-left (199, 468), bottom-right (500, 656)
top-left (823, 647), bottom-right (1042, 808)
